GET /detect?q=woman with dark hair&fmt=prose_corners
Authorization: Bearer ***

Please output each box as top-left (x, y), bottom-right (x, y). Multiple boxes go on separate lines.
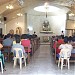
top-left (68, 36), bottom-right (72, 42)
top-left (33, 31), bottom-right (37, 38)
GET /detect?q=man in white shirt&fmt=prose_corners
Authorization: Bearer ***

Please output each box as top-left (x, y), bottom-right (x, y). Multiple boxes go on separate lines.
top-left (59, 40), bottom-right (73, 58)
top-left (61, 31), bottom-right (64, 39)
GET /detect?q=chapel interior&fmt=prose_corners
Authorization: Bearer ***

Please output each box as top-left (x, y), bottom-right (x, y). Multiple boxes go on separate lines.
top-left (0, 0), bottom-right (75, 75)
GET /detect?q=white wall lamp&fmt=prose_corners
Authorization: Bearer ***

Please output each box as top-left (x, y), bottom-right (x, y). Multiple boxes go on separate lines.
top-left (17, 13), bottom-right (23, 16)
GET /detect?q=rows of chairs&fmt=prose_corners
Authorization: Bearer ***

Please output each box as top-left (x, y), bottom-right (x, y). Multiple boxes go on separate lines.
top-left (0, 37), bottom-right (40, 73)
top-left (51, 36), bottom-right (75, 70)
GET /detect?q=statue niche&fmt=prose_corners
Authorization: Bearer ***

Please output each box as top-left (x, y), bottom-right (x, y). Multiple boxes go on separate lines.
top-left (16, 27), bottom-right (22, 35)
top-left (40, 20), bottom-right (52, 42)
top-left (42, 20), bottom-right (51, 31)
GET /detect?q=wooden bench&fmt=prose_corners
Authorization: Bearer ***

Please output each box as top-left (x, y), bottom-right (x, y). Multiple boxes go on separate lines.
top-left (2, 46), bottom-right (11, 62)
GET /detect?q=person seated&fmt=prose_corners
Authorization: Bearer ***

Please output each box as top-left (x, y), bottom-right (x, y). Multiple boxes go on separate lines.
top-left (3, 35), bottom-right (8, 40)
top-left (72, 36), bottom-right (75, 42)
top-left (11, 37), bottom-right (27, 59)
top-left (32, 31), bottom-right (37, 38)
top-left (64, 36), bottom-right (68, 43)
top-left (53, 38), bottom-right (64, 59)
top-left (3, 34), bottom-right (13, 46)
top-left (21, 37), bottom-right (31, 53)
top-left (0, 43), bottom-right (5, 70)
top-left (14, 34), bottom-right (20, 40)
top-left (13, 34), bottom-right (21, 45)
top-left (68, 36), bottom-right (72, 42)
top-left (2, 34), bottom-right (13, 61)
top-left (57, 36), bottom-right (64, 44)
top-left (58, 39), bottom-right (73, 59)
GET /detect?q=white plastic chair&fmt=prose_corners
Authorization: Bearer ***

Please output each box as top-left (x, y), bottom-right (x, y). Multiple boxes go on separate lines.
top-left (58, 49), bottom-right (71, 70)
top-left (13, 48), bottom-right (26, 69)
top-left (0, 58), bottom-right (3, 73)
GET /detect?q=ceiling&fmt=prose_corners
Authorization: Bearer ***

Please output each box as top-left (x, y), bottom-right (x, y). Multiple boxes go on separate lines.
top-left (0, 0), bottom-right (75, 23)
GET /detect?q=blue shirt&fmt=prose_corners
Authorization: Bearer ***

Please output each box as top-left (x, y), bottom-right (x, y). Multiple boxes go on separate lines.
top-left (71, 49), bottom-right (75, 53)
top-left (3, 38), bottom-right (13, 46)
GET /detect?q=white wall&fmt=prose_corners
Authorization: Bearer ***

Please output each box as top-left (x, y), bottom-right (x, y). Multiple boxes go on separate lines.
top-left (6, 16), bottom-right (25, 34)
top-left (27, 14), bottom-right (67, 36)
top-left (5, 13), bottom-right (67, 36)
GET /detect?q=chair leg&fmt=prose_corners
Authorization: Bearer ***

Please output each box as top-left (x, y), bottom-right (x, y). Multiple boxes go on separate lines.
top-left (1, 61), bottom-right (3, 74)
top-left (27, 53), bottom-right (30, 64)
top-left (14, 58), bottom-right (17, 68)
top-left (61, 59), bottom-right (64, 70)
top-left (67, 58), bottom-right (70, 69)
top-left (24, 57), bottom-right (26, 67)
top-left (20, 58), bottom-right (22, 69)
top-left (58, 58), bottom-right (60, 68)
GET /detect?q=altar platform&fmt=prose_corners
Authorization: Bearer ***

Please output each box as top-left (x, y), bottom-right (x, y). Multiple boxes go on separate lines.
top-left (40, 31), bottom-right (53, 34)
top-left (40, 31), bottom-right (55, 42)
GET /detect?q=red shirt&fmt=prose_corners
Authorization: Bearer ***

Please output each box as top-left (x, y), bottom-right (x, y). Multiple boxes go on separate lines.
top-left (21, 39), bottom-right (31, 52)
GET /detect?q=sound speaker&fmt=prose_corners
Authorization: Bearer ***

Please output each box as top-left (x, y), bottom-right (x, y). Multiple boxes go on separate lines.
top-left (4, 17), bottom-right (7, 21)
top-left (0, 28), bottom-right (2, 34)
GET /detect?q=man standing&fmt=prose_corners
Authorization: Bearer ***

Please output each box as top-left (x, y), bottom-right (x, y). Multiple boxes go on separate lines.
top-left (61, 31), bottom-right (64, 39)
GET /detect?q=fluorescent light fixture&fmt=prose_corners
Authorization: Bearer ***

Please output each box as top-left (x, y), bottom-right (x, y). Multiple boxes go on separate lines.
top-left (17, 13), bottom-right (23, 16)
top-left (34, 2), bottom-right (59, 12)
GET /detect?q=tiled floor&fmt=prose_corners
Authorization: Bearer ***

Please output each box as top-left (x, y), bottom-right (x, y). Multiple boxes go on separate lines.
top-left (0, 45), bottom-right (75, 75)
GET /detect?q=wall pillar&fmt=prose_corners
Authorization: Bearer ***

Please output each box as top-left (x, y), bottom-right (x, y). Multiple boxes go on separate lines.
top-left (25, 13), bottom-right (27, 34)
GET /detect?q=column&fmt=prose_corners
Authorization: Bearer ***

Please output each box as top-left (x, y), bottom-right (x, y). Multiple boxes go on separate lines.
top-left (25, 13), bottom-right (27, 34)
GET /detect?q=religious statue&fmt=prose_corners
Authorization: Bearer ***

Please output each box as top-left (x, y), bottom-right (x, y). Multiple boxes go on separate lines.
top-left (42, 20), bottom-right (51, 31)
top-left (40, 20), bottom-right (53, 42)
top-left (16, 27), bottom-right (22, 35)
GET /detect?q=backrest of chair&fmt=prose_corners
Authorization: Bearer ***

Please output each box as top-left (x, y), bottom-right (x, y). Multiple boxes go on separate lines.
top-left (13, 48), bottom-right (23, 58)
top-left (60, 49), bottom-right (71, 59)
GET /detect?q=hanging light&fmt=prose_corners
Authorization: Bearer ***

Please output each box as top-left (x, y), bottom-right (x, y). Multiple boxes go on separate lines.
top-left (6, 4), bottom-right (14, 9)
top-left (17, 8), bottom-right (23, 16)
top-left (69, 13), bottom-right (75, 16)
top-left (34, 2), bottom-right (59, 12)
top-left (17, 13), bottom-right (23, 16)
top-left (34, 2), bottom-right (59, 18)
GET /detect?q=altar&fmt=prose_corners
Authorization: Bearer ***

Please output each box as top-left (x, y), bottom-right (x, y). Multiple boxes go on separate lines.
top-left (40, 20), bottom-right (53, 42)
top-left (40, 31), bottom-right (53, 42)
top-left (40, 31), bottom-right (53, 34)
